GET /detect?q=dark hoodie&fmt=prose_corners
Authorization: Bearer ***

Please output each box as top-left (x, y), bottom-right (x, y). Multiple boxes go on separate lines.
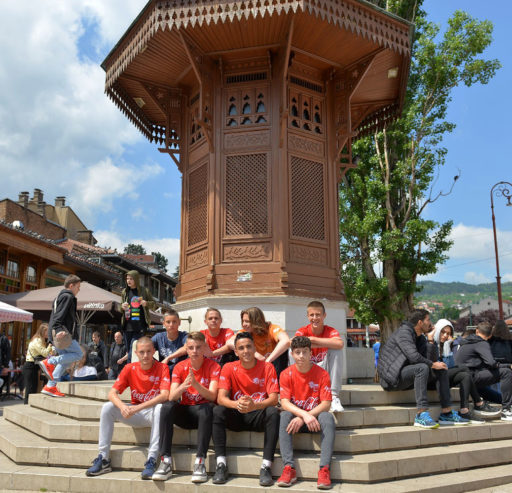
top-left (120, 270), bottom-right (156, 330)
top-left (48, 288), bottom-right (78, 343)
top-left (454, 334), bottom-right (506, 371)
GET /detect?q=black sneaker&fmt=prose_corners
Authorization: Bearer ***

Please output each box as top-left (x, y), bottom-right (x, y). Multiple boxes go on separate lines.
top-left (259, 465), bottom-right (273, 487)
top-left (458, 410), bottom-right (484, 424)
top-left (212, 462), bottom-right (229, 484)
top-left (473, 402), bottom-right (502, 418)
top-left (86, 454), bottom-right (112, 476)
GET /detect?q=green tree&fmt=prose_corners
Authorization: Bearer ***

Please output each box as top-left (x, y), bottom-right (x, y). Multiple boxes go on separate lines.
top-left (152, 251), bottom-right (168, 272)
top-left (124, 243), bottom-right (146, 255)
top-left (339, 3), bottom-right (500, 340)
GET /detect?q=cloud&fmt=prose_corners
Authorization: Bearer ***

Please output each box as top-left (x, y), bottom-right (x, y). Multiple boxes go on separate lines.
top-left (464, 272), bottom-right (492, 284)
top-left (448, 223), bottom-right (512, 260)
top-left (0, 1), bottom-right (149, 225)
top-left (95, 230), bottom-right (180, 273)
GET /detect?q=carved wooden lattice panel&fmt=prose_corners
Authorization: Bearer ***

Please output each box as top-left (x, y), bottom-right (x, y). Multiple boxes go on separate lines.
top-left (225, 153), bottom-right (268, 236)
top-left (289, 88), bottom-right (324, 136)
top-left (226, 87), bottom-right (269, 128)
top-left (187, 164), bottom-right (208, 247)
top-left (290, 156), bottom-right (325, 241)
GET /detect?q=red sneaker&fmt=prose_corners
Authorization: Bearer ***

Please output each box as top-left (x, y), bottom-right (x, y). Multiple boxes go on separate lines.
top-left (277, 465), bottom-right (297, 487)
top-left (317, 466), bottom-right (331, 490)
top-left (38, 359), bottom-right (55, 380)
top-left (41, 385), bottom-right (65, 398)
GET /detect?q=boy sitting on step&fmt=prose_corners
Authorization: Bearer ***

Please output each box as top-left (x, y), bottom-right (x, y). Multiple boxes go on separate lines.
top-left (85, 337), bottom-right (170, 479)
top-left (277, 336), bottom-right (335, 490)
top-left (295, 301), bottom-right (344, 413)
top-left (152, 331), bottom-right (220, 483)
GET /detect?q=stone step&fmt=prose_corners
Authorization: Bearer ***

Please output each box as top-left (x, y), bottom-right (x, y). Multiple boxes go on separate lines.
top-left (57, 381), bottom-right (461, 407)
top-left (28, 392), bottom-right (431, 428)
top-left (2, 417), bottom-right (512, 483)
top-left (6, 404), bottom-right (512, 455)
top-left (3, 446), bottom-right (512, 493)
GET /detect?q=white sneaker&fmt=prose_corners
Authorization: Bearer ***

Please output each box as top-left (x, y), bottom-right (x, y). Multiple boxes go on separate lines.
top-left (152, 456), bottom-right (172, 481)
top-left (330, 395), bottom-right (344, 413)
top-left (501, 408), bottom-right (512, 421)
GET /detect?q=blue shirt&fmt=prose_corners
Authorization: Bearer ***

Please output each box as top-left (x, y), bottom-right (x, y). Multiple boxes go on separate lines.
top-left (151, 331), bottom-right (188, 367)
top-left (373, 342), bottom-right (381, 368)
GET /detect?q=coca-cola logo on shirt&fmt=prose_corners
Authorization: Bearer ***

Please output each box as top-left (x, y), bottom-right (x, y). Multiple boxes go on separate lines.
top-left (131, 388), bottom-right (160, 402)
top-left (292, 396), bottom-right (319, 411)
top-left (252, 377), bottom-right (265, 386)
top-left (233, 390), bottom-right (267, 402)
top-left (311, 351), bottom-right (327, 363)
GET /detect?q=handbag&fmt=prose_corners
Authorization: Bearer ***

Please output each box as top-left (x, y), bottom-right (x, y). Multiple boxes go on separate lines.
top-left (52, 329), bottom-right (72, 350)
top-left (28, 346), bottom-right (46, 363)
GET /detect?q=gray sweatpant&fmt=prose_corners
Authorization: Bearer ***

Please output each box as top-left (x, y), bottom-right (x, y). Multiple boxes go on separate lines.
top-left (317, 349), bottom-right (343, 395)
top-left (98, 401), bottom-right (162, 460)
top-left (279, 410), bottom-right (335, 468)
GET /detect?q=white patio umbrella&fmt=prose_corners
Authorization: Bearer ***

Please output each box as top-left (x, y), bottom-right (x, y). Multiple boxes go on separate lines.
top-left (0, 301), bottom-right (33, 324)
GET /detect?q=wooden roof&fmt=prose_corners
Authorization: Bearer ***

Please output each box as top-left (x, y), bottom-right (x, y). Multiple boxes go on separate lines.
top-left (102, 0), bottom-right (412, 143)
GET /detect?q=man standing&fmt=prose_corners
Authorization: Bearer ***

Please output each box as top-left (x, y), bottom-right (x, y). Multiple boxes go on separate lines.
top-left (212, 332), bottom-right (280, 486)
top-left (89, 331), bottom-right (108, 369)
top-left (153, 332), bottom-right (220, 482)
top-left (0, 329), bottom-right (11, 390)
top-left (277, 336), bottom-right (335, 489)
top-left (295, 301), bottom-right (344, 412)
top-left (86, 337), bottom-right (170, 479)
top-left (107, 331), bottom-right (127, 380)
top-left (378, 309), bottom-right (469, 428)
top-left (39, 274), bottom-right (83, 397)
top-left (120, 270), bottom-right (156, 361)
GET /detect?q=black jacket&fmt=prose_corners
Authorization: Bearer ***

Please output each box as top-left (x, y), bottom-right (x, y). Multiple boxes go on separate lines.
top-left (489, 337), bottom-right (512, 364)
top-left (48, 289), bottom-right (78, 343)
top-left (454, 334), bottom-right (506, 370)
top-left (88, 340), bottom-right (108, 368)
top-left (377, 321), bottom-right (432, 389)
top-left (0, 335), bottom-right (11, 370)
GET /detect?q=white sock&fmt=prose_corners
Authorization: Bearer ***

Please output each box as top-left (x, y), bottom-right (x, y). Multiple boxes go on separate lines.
top-left (162, 455), bottom-right (171, 464)
top-left (217, 456), bottom-right (227, 466)
top-left (195, 457), bottom-right (204, 465)
top-left (262, 459), bottom-right (272, 469)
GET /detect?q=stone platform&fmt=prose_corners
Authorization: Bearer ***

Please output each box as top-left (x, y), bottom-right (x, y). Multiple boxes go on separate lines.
top-left (1, 382), bottom-right (512, 492)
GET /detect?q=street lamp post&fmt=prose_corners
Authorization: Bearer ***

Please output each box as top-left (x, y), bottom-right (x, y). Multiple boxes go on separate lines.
top-left (490, 181), bottom-right (512, 320)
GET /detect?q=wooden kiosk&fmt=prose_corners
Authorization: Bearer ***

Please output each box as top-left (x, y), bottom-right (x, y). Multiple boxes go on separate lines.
top-left (102, 0), bottom-right (412, 333)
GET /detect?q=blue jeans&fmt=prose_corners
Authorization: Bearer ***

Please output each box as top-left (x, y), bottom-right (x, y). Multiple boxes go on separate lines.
top-left (48, 340), bottom-right (82, 386)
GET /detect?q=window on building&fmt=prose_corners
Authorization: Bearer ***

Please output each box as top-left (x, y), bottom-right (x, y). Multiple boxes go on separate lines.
top-left (26, 265), bottom-right (37, 284)
top-left (7, 259), bottom-right (19, 279)
top-left (151, 278), bottom-right (160, 299)
top-left (0, 250), bottom-right (6, 274)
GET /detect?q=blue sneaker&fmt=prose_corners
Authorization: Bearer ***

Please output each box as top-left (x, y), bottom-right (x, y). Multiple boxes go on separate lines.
top-left (141, 457), bottom-right (157, 480)
top-left (438, 410), bottom-right (470, 426)
top-left (86, 454), bottom-right (112, 476)
top-left (413, 411), bottom-right (439, 429)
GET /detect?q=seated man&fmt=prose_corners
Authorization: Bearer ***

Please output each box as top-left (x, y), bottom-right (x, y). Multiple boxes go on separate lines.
top-left (212, 332), bottom-right (280, 486)
top-left (277, 336), bottom-right (335, 490)
top-left (153, 331), bottom-right (220, 483)
top-left (200, 308), bottom-right (235, 365)
top-left (455, 321), bottom-right (512, 421)
top-left (377, 309), bottom-right (469, 428)
top-left (152, 310), bottom-right (187, 375)
top-left (85, 337), bottom-right (170, 479)
top-left (295, 301), bottom-right (344, 412)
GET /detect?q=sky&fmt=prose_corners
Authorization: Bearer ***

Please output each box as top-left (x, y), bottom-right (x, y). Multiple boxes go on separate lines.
top-left (0, 0), bottom-right (509, 284)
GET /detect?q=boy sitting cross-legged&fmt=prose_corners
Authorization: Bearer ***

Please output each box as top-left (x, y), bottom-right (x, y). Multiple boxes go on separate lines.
top-left (85, 337), bottom-right (170, 479)
top-left (277, 336), bottom-right (335, 490)
top-left (152, 331), bottom-right (221, 482)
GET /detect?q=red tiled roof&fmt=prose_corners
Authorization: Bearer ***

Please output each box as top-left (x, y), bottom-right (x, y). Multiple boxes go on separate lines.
top-left (124, 254), bottom-right (155, 263)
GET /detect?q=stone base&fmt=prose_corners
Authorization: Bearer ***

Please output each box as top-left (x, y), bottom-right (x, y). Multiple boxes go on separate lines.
top-left (173, 294), bottom-right (348, 382)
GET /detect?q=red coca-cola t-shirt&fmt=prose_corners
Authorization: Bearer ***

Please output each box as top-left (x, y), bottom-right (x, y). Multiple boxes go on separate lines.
top-left (171, 357), bottom-right (221, 405)
top-left (113, 360), bottom-right (171, 405)
top-left (200, 328), bottom-right (235, 363)
top-left (295, 324), bottom-right (341, 363)
top-left (219, 360), bottom-right (279, 402)
top-left (280, 363), bottom-right (332, 411)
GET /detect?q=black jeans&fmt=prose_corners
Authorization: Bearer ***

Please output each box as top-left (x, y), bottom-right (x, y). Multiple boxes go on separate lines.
top-left (213, 406), bottom-right (280, 461)
top-left (446, 366), bottom-right (481, 409)
top-left (471, 367), bottom-right (512, 409)
top-left (159, 401), bottom-right (213, 458)
top-left (395, 363), bottom-right (451, 410)
top-left (123, 330), bottom-right (142, 363)
top-left (22, 362), bottom-right (38, 405)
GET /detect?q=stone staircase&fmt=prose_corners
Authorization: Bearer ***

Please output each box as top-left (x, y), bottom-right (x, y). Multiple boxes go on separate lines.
top-left (1, 382), bottom-right (512, 492)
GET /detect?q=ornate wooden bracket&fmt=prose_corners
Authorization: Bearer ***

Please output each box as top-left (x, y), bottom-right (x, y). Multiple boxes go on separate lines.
top-left (279, 17), bottom-right (295, 148)
top-left (179, 30), bottom-right (214, 153)
top-left (142, 83), bottom-right (184, 171)
top-left (333, 50), bottom-right (380, 181)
